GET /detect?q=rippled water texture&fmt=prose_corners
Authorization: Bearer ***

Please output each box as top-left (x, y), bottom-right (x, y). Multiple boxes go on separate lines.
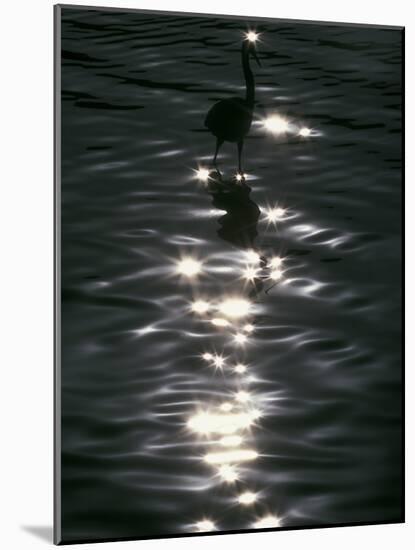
top-left (59, 6), bottom-right (403, 543)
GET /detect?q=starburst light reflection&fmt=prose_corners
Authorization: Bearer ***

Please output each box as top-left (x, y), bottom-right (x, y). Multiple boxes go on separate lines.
top-left (263, 115), bottom-right (289, 134)
top-left (218, 464), bottom-right (239, 483)
top-left (176, 257), bottom-right (202, 277)
top-left (245, 31), bottom-right (259, 42)
top-left (234, 333), bottom-right (248, 345)
top-left (265, 207), bottom-right (286, 224)
top-left (218, 298), bottom-right (251, 319)
top-left (195, 167), bottom-right (210, 182)
top-left (298, 127), bottom-right (312, 137)
top-left (269, 269), bottom-right (283, 281)
top-left (191, 300), bottom-right (210, 314)
top-left (238, 491), bottom-right (258, 505)
top-left (242, 265), bottom-right (260, 282)
top-left (235, 390), bottom-right (251, 403)
top-left (245, 250), bottom-right (261, 264)
top-left (234, 363), bottom-right (247, 374)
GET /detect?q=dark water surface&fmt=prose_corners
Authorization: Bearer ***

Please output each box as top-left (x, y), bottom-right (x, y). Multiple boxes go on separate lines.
top-left (59, 6), bottom-right (403, 543)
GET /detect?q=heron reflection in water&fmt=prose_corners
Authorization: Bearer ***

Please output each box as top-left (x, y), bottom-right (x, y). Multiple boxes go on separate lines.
top-left (207, 176), bottom-right (267, 298)
top-left (205, 32), bottom-right (261, 180)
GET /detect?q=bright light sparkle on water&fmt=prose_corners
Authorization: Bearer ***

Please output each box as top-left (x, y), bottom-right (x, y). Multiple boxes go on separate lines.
top-left (213, 354), bottom-right (226, 369)
top-left (253, 515), bottom-right (282, 529)
top-left (263, 116), bottom-right (289, 134)
top-left (269, 256), bottom-right (283, 268)
top-left (218, 298), bottom-right (251, 319)
top-left (265, 207), bottom-right (286, 223)
top-left (219, 402), bottom-right (234, 412)
top-left (245, 250), bottom-right (261, 264)
top-left (270, 269), bottom-right (283, 281)
top-left (205, 449), bottom-right (258, 464)
top-left (211, 317), bottom-right (230, 327)
top-left (234, 363), bottom-right (247, 374)
top-left (243, 324), bottom-right (254, 333)
top-left (220, 435), bottom-right (243, 447)
top-left (243, 265), bottom-right (260, 282)
top-left (234, 333), bottom-right (248, 345)
top-left (246, 31), bottom-right (259, 42)
top-left (176, 257), bottom-right (202, 277)
top-left (238, 491), bottom-right (257, 505)
top-left (218, 464), bottom-right (239, 482)
top-left (196, 519), bottom-right (216, 531)
top-left (202, 352), bottom-right (213, 361)
top-left (236, 390), bottom-right (251, 403)
top-left (191, 300), bottom-right (210, 314)
top-left (299, 127), bottom-right (311, 137)
top-left (195, 168), bottom-right (210, 182)
top-left (188, 411), bottom-right (255, 435)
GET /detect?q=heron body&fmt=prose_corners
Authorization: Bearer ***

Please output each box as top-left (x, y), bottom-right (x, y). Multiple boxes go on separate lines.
top-left (205, 97), bottom-right (253, 143)
top-left (204, 39), bottom-right (260, 178)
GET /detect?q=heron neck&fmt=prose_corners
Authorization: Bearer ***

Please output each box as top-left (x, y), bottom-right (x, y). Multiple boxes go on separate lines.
top-left (242, 44), bottom-right (255, 106)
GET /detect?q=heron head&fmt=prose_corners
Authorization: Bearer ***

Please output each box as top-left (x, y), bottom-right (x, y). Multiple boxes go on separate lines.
top-left (244, 31), bottom-right (262, 67)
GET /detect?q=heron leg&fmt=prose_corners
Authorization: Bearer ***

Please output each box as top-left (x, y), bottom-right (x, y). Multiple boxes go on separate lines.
top-left (237, 140), bottom-right (244, 177)
top-left (213, 138), bottom-right (224, 179)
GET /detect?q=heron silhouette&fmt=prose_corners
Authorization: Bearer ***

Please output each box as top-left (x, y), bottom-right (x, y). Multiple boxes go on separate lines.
top-left (205, 32), bottom-right (261, 180)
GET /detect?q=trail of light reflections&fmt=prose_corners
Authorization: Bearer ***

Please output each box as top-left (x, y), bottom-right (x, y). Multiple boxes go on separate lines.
top-left (245, 250), bottom-right (261, 264)
top-left (264, 206), bottom-right (287, 224)
top-left (269, 256), bottom-right (284, 268)
top-left (191, 300), bottom-right (210, 314)
top-left (212, 354), bottom-right (226, 369)
top-left (175, 257), bottom-right (203, 277)
top-left (219, 435), bottom-right (243, 447)
top-left (194, 167), bottom-right (210, 183)
top-left (298, 127), bottom-right (312, 137)
top-left (234, 363), bottom-right (248, 374)
top-left (243, 324), bottom-right (255, 333)
top-left (217, 464), bottom-right (239, 483)
top-left (262, 115), bottom-right (290, 135)
top-left (219, 402), bottom-right (234, 412)
top-left (238, 491), bottom-right (258, 505)
top-left (195, 519), bottom-right (216, 532)
top-left (242, 265), bottom-right (261, 283)
top-left (235, 390), bottom-right (251, 404)
top-left (211, 317), bottom-right (231, 328)
top-left (253, 515), bottom-right (282, 529)
top-left (233, 332), bottom-right (249, 345)
top-left (204, 449), bottom-right (258, 465)
top-left (269, 268), bottom-right (283, 281)
top-left (218, 297), bottom-right (252, 319)
top-left (187, 410), bottom-right (258, 435)
top-left (201, 352), bottom-right (227, 369)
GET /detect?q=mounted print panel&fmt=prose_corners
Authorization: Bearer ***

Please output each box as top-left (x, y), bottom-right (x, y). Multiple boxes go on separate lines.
top-left (54, 4), bottom-right (404, 545)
